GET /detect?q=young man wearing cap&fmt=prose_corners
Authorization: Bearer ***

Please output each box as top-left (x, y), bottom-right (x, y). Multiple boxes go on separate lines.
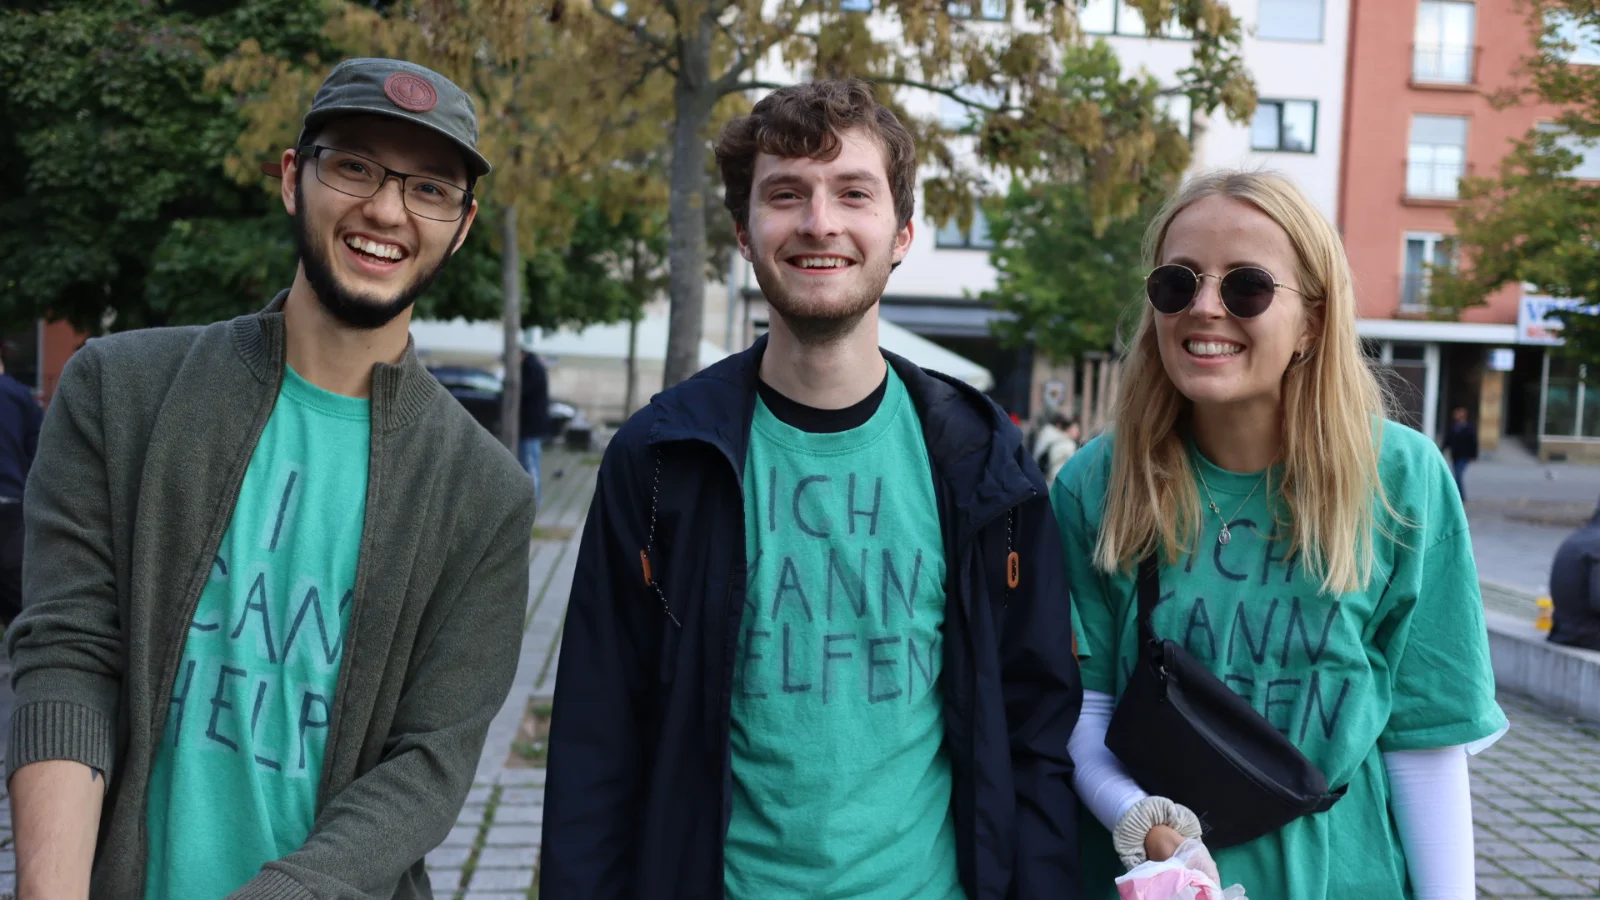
top-left (543, 80), bottom-right (1081, 898)
top-left (6, 58), bottom-right (534, 899)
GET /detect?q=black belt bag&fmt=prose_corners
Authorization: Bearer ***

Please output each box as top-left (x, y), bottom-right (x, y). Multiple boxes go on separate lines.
top-left (1104, 555), bottom-right (1346, 849)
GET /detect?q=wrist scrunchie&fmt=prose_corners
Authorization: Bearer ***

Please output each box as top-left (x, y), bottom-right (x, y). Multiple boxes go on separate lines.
top-left (1112, 795), bottom-right (1205, 870)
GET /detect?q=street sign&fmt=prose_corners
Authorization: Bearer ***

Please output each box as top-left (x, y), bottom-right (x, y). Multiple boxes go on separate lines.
top-left (1042, 379), bottom-right (1066, 409)
top-left (1518, 291), bottom-right (1600, 345)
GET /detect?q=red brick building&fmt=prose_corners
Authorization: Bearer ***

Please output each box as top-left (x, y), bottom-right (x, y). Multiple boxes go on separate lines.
top-left (1341, 0), bottom-right (1600, 457)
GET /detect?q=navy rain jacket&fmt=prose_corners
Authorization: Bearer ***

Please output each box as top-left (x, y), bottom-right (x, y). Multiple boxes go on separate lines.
top-left (543, 336), bottom-right (1082, 899)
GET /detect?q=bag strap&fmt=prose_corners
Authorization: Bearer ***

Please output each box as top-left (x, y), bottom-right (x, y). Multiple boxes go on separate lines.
top-left (1136, 553), bottom-right (1162, 646)
top-left (1314, 783), bottom-right (1349, 810)
top-left (641, 448), bottom-right (682, 628)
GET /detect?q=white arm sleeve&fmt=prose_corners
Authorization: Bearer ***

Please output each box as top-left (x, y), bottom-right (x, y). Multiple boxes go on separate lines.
top-left (1384, 746), bottom-right (1475, 900)
top-left (1069, 690), bottom-right (1150, 832)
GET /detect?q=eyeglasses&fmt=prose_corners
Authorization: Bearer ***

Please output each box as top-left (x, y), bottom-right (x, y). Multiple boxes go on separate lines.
top-left (1145, 264), bottom-right (1305, 319)
top-left (299, 145), bottom-right (473, 222)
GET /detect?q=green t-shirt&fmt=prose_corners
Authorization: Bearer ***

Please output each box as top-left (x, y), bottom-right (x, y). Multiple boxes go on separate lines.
top-left (724, 366), bottom-right (963, 899)
top-left (1053, 420), bottom-right (1506, 900)
top-left (145, 366), bottom-right (370, 899)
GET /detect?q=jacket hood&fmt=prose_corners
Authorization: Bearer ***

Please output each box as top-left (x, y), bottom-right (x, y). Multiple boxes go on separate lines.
top-left (644, 333), bottom-right (1041, 539)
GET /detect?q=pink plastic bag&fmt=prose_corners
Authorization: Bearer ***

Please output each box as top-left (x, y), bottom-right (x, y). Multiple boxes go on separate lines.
top-left (1114, 841), bottom-right (1247, 900)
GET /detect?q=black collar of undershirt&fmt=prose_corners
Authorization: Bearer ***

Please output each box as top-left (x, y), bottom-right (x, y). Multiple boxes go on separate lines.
top-left (756, 369), bottom-right (890, 434)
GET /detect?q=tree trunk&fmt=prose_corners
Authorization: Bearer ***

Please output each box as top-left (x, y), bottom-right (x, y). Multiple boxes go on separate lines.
top-left (662, 14), bottom-right (716, 388)
top-left (500, 203), bottom-right (522, 452)
top-left (625, 312), bottom-right (640, 418)
top-left (625, 235), bottom-right (644, 417)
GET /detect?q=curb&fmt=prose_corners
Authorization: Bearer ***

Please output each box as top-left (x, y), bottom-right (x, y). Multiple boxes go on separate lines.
top-left (1484, 608), bottom-right (1600, 724)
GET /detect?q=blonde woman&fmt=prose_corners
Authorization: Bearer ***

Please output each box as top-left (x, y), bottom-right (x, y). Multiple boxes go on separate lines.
top-left (1054, 171), bottom-right (1506, 899)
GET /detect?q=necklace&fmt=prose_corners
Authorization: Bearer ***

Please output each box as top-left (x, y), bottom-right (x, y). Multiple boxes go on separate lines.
top-left (1196, 466), bottom-right (1269, 546)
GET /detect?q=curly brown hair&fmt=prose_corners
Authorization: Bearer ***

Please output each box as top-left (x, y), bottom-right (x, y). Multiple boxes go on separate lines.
top-left (714, 79), bottom-right (917, 233)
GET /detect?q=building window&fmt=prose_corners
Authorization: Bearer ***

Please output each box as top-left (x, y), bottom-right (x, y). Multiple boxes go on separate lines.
top-left (1079, 0), bottom-right (1192, 38)
top-left (1256, 0), bottom-right (1324, 42)
top-left (1549, 10), bottom-right (1600, 66)
top-left (947, 0), bottom-right (1007, 20)
top-left (1249, 99), bottom-right (1317, 152)
top-left (1538, 123), bottom-right (1600, 181)
top-left (1401, 232), bottom-right (1455, 311)
top-left (1414, 1), bottom-right (1476, 84)
top-left (935, 204), bottom-right (994, 250)
top-left (1407, 114), bottom-right (1469, 198)
top-left (1544, 358), bottom-right (1583, 437)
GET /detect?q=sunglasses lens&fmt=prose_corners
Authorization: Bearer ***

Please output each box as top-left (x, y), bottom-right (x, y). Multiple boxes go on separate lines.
top-left (1146, 265), bottom-right (1197, 314)
top-left (1221, 267), bottom-right (1278, 318)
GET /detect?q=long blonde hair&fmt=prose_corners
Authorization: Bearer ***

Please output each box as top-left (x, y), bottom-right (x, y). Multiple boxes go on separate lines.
top-left (1095, 170), bottom-right (1391, 595)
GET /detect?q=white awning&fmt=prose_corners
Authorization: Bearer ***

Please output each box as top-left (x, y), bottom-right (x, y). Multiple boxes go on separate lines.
top-left (409, 313), bottom-right (730, 369)
top-left (875, 318), bottom-right (994, 391)
top-left (411, 311), bottom-right (993, 390)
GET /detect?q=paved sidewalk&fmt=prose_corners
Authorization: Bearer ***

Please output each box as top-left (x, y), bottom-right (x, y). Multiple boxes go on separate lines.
top-left (1462, 455), bottom-right (1600, 596)
top-left (422, 449), bottom-right (597, 899)
top-left (1472, 693), bottom-right (1600, 898)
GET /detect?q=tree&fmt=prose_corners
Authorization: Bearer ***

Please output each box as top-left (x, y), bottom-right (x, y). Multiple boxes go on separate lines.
top-left (528, 165), bottom-right (736, 411)
top-left (1429, 0), bottom-right (1600, 363)
top-left (211, 0), bottom-right (675, 448)
top-left (982, 181), bottom-right (1171, 362)
top-left (980, 41), bottom-right (1192, 362)
top-left (0, 0), bottom-right (335, 334)
top-left (572, 0), bottom-right (1256, 387)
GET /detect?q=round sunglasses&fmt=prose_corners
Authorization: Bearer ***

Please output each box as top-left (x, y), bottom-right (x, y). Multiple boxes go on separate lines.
top-left (1145, 264), bottom-right (1305, 319)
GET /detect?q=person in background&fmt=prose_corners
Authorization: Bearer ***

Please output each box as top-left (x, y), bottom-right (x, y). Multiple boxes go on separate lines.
top-left (520, 349), bottom-right (552, 510)
top-left (1033, 412), bottom-right (1081, 485)
top-left (7, 58), bottom-right (534, 899)
top-left (0, 351), bottom-right (43, 625)
top-left (1547, 498), bottom-right (1600, 652)
top-left (1444, 406), bottom-right (1478, 502)
top-left (1056, 170), bottom-right (1505, 898)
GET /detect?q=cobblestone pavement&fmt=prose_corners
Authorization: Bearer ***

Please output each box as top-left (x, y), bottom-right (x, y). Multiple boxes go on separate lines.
top-left (1473, 694), bottom-right (1600, 898)
top-left (421, 449), bottom-right (596, 899)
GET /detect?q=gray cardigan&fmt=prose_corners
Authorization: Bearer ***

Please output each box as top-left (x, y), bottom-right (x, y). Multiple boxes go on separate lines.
top-left (7, 298), bottom-right (535, 899)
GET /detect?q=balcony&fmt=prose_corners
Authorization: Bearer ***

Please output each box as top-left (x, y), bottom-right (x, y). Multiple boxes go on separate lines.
top-left (1399, 273), bottom-right (1433, 314)
top-left (1404, 159), bottom-right (1472, 204)
top-left (1412, 43), bottom-right (1480, 88)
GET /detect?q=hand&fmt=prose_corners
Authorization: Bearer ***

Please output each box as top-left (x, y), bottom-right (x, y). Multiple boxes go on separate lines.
top-left (1143, 824), bottom-right (1187, 861)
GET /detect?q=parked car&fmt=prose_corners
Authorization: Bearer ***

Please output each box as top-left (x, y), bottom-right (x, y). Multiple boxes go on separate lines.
top-left (427, 366), bottom-right (591, 449)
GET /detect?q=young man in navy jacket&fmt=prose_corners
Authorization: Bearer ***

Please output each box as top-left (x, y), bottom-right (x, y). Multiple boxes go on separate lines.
top-left (543, 79), bottom-right (1082, 899)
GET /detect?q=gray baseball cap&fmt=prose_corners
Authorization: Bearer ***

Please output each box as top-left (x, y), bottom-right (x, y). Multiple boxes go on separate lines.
top-left (291, 57), bottom-right (491, 180)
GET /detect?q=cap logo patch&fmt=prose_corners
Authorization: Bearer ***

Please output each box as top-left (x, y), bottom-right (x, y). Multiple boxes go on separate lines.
top-left (384, 73), bottom-right (437, 112)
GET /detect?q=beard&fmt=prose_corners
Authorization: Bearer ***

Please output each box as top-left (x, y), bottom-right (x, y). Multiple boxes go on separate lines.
top-left (292, 178), bottom-right (460, 330)
top-left (751, 244), bottom-right (894, 346)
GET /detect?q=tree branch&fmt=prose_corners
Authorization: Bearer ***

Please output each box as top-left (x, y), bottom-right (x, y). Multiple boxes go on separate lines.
top-left (866, 74), bottom-right (1017, 116)
top-left (590, 0), bottom-right (670, 55)
top-left (712, 3), bottom-right (808, 95)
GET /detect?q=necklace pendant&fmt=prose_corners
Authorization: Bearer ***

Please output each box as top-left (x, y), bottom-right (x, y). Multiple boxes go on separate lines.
top-left (1218, 525), bottom-right (1232, 546)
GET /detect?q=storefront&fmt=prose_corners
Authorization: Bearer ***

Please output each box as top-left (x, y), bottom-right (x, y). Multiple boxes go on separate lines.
top-left (1354, 318), bottom-right (1519, 447)
top-left (1518, 292), bottom-right (1600, 461)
